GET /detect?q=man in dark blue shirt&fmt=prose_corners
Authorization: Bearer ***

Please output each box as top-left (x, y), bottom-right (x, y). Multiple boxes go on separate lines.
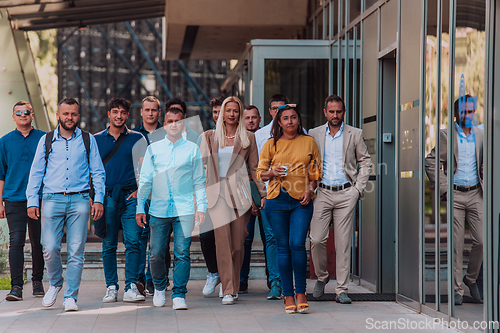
top-left (94, 98), bottom-right (148, 303)
top-left (133, 96), bottom-right (170, 296)
top-left (0, 101), bottom-right (45, 301)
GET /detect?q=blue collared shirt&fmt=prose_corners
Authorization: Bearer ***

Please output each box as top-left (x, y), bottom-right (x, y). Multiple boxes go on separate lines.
top-left (454, 122), bottom-right (479, 186)
top-left (137, 136), bottom-right (207, 218)
top-left (94, 127), bottom-right (147, 190)
top-left (0, 128), bottom-right (45, 202)
top-left (322, 123), bottom-right (349, 186)
top-left (26, 126), bottom-right (106, 207)
top-left (132, 122), bottom-right (164, 145)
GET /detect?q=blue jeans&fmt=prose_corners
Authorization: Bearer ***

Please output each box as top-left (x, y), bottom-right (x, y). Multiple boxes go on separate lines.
top-left (102, 192), bottom-right (142, 291)
top-left (149, 215), bottom-right (193, 299)
top-left (240, 208), bottom-right (280, 284)
top-left (265, 190), bottom-right (313, 297)
top-left (41, 192), bottom-right (90, 301)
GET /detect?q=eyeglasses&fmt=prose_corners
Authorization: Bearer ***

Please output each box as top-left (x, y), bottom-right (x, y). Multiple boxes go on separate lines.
top-left (277, 104), bottom-right (297, 110)
top-left (14, 110), bottom-right (32, 116)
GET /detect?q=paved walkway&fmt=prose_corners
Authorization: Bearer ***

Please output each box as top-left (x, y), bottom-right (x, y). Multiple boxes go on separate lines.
top-left (0, 280), bottom-right (458, 333)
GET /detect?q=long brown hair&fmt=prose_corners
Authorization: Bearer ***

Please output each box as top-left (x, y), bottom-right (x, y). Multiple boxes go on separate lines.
top-left (270, 105), bottom-right (306, 147)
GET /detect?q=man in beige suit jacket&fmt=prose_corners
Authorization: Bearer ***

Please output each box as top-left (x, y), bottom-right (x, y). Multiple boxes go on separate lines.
top-left (309, 95), bottom-right (372, 304)
top-left (425, 95), bottom-right (484, 306)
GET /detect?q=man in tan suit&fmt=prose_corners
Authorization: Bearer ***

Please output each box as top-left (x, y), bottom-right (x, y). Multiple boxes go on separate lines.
top-left (309, 95), bottom-right (372, 304)
top-left (425, 95), bottom-right (483, 306)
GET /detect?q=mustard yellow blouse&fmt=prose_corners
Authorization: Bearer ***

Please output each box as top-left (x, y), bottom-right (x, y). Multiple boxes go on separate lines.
top-left (256, 135), bottom-right (323, 200)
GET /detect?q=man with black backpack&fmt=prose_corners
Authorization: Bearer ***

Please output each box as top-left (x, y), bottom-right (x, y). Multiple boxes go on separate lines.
top-left (94, 98), bottom-right (148, 303)
top-left (26, 98), bottom-right (105, 311)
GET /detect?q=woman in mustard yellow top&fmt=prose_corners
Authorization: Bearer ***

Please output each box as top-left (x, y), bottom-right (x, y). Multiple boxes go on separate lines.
top-left (257, 104), bottom-right (322, 314)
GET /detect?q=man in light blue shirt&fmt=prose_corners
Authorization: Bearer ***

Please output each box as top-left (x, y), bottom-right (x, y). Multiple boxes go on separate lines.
top-left (425, 95), bottom-right (484, 305)
top-left (136, 107), bottom-right (206, 310)
top-left (26, 98), bottom-right (105, 311)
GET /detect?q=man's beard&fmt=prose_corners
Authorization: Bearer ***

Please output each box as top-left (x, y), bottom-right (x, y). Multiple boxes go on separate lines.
top-left (328, 117), bottom-right (343, 127)
top-left (59, 119), bottom-right (78, 131)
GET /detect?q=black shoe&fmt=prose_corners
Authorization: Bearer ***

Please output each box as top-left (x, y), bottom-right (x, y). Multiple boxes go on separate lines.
top-left (335, 292), bottom-right (352, 304)
top-left (32, 281), bottom-right (45, 297)
top-left (454, 293), bottom-right (463, 306)
top-left (145, 280), bottom-right (154, 296)
top-left (136, 280), bottom-right (145, 296)
top-left (463, 276), bottom-right (482, 302)
top-left (239, 281), bottom-right (248, 294)
top-left (6, 286), bottom-right (23, 301)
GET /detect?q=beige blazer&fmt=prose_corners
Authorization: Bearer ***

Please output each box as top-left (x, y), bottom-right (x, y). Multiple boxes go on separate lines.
top-left (309, 123), bottom-right (373, 200)
top-left (425, 126), bottom-right (484, 197)
top-left (200, 130), bottom-right (266, 210)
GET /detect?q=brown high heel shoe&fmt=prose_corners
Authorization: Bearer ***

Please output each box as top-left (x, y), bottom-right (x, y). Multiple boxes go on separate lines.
top-left (295, 293), bottom-right (309, 313)
top-left (283, 296), bottom-right (297, 314)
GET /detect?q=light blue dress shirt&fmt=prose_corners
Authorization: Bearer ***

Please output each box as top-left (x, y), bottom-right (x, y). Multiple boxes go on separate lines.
top-left (454, 123), bottom-right (479, 186)
top-left (26, 126), bottom-right (106, 207)
top-left (322, 123), bottom-right (349, 186)
top-left (137, 136), bottom-right (207, 218)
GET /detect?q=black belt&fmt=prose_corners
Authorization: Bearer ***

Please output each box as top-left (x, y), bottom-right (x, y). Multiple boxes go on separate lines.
top-left (453, 183), bottom-right (480, 192)
top-left (54, 190), bottom-right (89, 196)
top-left (319, 182), bottom-right (351, 191)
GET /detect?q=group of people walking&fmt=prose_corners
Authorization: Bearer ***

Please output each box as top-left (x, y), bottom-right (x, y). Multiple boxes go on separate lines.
top-left (1, 92), bottom-right (374, 314)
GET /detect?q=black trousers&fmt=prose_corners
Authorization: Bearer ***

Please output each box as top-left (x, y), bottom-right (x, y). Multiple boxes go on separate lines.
top-left (5, 200), bottom-right (44, 287)
top-left (199, 212), bottom-right (218, 274)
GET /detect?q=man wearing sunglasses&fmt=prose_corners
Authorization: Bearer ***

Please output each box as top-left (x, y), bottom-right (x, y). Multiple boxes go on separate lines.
top-left (0, 101), bottom-right (46, 301)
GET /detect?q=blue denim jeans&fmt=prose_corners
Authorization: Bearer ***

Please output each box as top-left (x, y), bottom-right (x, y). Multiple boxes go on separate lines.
top-left (149, 215), bottom-right (193, 299)
top-left (41, 192), bottom-right (90, 301)
top-left (240, 208), bottom-right (280, 284)
top-left (102, 192), bottom-right (142, 291)
top-left (265, 189), bottom-right (313, 297)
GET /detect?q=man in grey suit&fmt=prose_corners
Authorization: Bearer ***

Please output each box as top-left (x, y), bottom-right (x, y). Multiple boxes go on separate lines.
top-left (309, 95), bottom-right (372, 304)
top-left (425, 95), bottom-right (483, 305)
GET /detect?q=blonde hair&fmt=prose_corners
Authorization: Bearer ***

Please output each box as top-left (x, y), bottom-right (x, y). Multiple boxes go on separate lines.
top-left (141, 96), bottom-right (161, 110)
top-left (215, 96), bottom-right (250, 149)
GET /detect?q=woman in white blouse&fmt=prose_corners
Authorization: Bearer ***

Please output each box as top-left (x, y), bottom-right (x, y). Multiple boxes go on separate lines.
top-left (200, 96), bottom-right (266, 305)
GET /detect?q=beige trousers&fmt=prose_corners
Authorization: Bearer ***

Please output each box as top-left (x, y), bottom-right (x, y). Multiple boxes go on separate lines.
top-left (453, 188), bottom-right (483, 296)
top-left (209, 195), bottom-right (250, 296)
top-left (310, 186), bottom-right (359, 294)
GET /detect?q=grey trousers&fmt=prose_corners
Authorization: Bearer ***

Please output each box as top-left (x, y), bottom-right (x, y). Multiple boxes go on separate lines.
top-left (453, 187), bottom-right (483, 296)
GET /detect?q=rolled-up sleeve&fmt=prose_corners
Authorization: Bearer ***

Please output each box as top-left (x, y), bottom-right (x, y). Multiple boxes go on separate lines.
top-left (137, 146), bottom-right (154, 215)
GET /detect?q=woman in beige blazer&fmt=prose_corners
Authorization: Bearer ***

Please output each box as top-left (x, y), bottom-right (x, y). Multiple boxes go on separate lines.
top-left (200, 96), bottom-right (266, 305)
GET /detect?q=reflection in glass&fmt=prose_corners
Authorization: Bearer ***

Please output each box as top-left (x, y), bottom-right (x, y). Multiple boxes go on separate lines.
top-left (264, 59), bottom-right (329, 129)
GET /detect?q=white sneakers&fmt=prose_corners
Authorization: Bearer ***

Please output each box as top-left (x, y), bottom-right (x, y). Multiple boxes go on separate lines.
top-left (222, 294), bottom-right (234, 305)
top-left (103, 285), bottom-right (118, 303)
top-left (202, 273), bottom-right (221, 296)
top-left (123, 283), bottom-right (146, 302)
top-left (172, 297), bottom-right (187, 310)
top-left (42, 285), bottom-right (61, 307)
top-left (153, 289), bottom-right (166, 307)
top-left (63, 298), bottom-right (78, 311)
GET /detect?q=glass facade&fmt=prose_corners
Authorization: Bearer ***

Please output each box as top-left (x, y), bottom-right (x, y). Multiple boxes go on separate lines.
top-left (224, 0), bottom-right (499, 329)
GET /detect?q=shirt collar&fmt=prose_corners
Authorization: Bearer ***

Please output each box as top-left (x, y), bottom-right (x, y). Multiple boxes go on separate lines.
top-left (454, 122), bottom-right (474, 139)
top-left (14, 127), bottom-right (34, 136)
top-left (55, 125), bottom-right (81, 140)
top-left (104, 126), bottom-right (129, 137)
top-left (325, 122), bottom-right (343, 137)
top-left (165, 135), bottom-right (185, 147)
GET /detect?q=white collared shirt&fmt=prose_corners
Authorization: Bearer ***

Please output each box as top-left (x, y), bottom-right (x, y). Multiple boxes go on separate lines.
top-left (322, 122), bottom-right (349, 186)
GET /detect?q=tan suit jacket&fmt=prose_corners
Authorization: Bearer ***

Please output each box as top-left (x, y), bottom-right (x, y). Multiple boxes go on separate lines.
top-left (425, 125), bottom-right (484, 197)
top-left (309, 123), bottom-right (372, 200)
top-left (200, 130), bottom-right (266, 210)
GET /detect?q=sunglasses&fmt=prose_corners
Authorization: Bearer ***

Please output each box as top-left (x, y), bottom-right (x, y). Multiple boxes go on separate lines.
top-left (15, 110), bottom-right (32, 116)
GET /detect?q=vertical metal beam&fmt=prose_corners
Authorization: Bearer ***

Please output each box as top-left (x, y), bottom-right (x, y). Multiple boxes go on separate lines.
top-left (61, 45), bottom-right (105, 129)
top-left (125, 22), bottom-right (173, 99)
top-left (483, 0), bottom-right (498, 330)
top-left (337, 0), bottom-right (343, 96)
top-left (434, 0), bottom-right (443, 311)
top-left (394, 0), bottom-right (402, 297)
top-left (375, 6), bottom-right (383, 293)
top-left (446, 0), bottom-right (457, 318)
top-left (345, 30), bottom-right (350, 124)
top-left (358, 0), bottom-right (365, 282)
top-left (353, 26), bottom-right (358, 128)
top-left (419, 0), bottom-right (428, 307)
